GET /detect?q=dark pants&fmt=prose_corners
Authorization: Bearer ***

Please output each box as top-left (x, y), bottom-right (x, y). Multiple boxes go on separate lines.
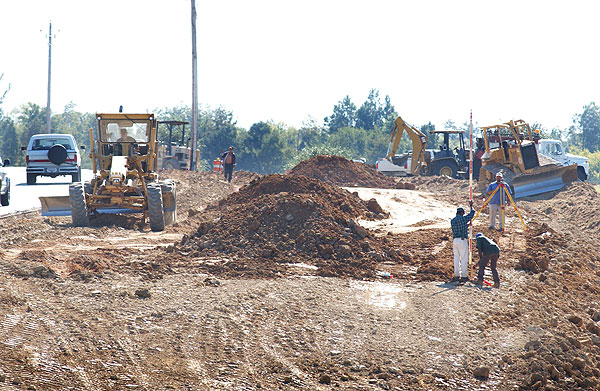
top-left (223, 163), bottom-right (233, 182)
top-left (477, 253), bottom-right (500, 283)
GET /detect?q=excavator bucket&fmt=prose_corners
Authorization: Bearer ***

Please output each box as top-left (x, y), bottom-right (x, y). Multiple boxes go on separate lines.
top-left (511, 164), bottom-right (579, 198)
top-left (39, 196), bottom-right (72, 216)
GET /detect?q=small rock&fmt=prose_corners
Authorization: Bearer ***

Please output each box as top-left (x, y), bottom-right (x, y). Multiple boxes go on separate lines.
top-left (473, 366), bottom-right (490, 379)
top-left (367, 198), bottom-right (385, 214)
top-left (319, 374), bottom-right (331, 384)
top-left (568, 315), bottom-right (583, 326)
top-left (525, 340), bottom-right (541, 351)
top-left (529, 373), bottom-right (544, 385)
top-left (592, 311), bottom-right (600, 322)
top-left (337, 245), bottom-right (352, 255)
top-left (285, 213), bottom-right (294, 222)
top-left (547, 364), bottom-right (560, 380)
top-left (587, 322), bottom-right (600, 336)
top-left (31, 266), bottom-right (57, 279)
top-left (134, 288), bottom-right (150, 299)
top-left (204, 278), bottom-right (221, 287)
top-left (352, 224), bottom-right (369, 239)
top-left (249, 220), bottom-right (260, 231)
top-left (572, 357), bottom-right (586, 370)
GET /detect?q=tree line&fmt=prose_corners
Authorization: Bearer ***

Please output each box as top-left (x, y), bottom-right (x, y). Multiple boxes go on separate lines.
top-left (1, 80), bottom-right (600, 182)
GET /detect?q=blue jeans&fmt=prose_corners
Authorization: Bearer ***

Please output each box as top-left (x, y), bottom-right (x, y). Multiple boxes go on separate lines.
top-left (223, 163), bottom-right (233, 182)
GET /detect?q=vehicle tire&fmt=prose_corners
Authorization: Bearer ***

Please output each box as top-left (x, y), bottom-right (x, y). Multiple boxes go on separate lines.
top-left (577, 166), bottom-right (587, 181)
top-left (27, 173), bottom-right (37, 185)
top-left (84, 181), bottom-right (93, 194)
top-left (147, 184), bottom-right (165, 232)
top-left (69, 183), bottom-right (89, 227)
top-left (163, 160), bottom-right (180, 170)
top-left (434, 160), bottom-right (458, 178)
top-left (1, 183), bottom-right (9, 206)
top-left (160, 180), bottom-right (177, 226)
top-left (72, 167), bottom-right (81, 183)
top-left (48, 144), bottom-right (68, 165)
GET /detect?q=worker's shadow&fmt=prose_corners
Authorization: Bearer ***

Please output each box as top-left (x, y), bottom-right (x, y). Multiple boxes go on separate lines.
top-left (431, 281), bottom-right (490, 296)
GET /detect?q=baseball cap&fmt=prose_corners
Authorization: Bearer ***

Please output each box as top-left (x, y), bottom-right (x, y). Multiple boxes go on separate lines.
top-left (475, 232), bottom-right (483, 239)
top-left (496, 172), bottom-right (503, 178)
top-left (456, 206), bottom-right (465, 214)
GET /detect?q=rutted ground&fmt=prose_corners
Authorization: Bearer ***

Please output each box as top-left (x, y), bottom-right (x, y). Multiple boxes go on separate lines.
top-left (1, 156), bottom-right (600, 390)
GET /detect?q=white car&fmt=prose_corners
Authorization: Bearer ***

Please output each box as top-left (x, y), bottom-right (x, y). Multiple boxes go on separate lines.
top-left (0, 156), bottom-right (10, 206)
top-left (22, 134), bottom-right (84, 185)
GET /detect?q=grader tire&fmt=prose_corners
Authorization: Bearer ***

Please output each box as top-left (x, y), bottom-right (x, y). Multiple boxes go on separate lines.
top-left (69, 183), bottom-right (89, 227)
top-left (159, 180), bottom-right (177, 226)
top-left (147, 184), bottom-right (165, 232)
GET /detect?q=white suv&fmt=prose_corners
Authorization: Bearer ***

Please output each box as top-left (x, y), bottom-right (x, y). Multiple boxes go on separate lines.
top-left (23, 134), bottom-right (84, 185)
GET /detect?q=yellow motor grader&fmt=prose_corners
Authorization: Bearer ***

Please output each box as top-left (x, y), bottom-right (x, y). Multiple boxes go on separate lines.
top-left (40, 113), bottom-right (176, 231)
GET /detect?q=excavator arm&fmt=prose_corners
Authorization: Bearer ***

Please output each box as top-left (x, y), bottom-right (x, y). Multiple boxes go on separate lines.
top-left (385, 116), bottom-right (428, 174)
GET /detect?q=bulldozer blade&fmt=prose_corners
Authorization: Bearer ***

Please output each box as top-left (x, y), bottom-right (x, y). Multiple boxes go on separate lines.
top-left (39, 196), bottom-right (72, 216)
top-left (512, 164), bottom-right (579, 199)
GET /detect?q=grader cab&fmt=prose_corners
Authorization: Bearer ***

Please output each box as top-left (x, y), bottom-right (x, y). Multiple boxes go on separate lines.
top-left (41, 113), bottom-right (176, 231)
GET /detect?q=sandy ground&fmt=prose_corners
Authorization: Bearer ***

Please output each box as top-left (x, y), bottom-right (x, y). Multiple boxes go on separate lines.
top-left (348, 187), bottom-right (456, 233)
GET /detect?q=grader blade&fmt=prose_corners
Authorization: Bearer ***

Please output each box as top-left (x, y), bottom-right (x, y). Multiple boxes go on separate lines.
top-left (39, 196), bottom-right (72, 216)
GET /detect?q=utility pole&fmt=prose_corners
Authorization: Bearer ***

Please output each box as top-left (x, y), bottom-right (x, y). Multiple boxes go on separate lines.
top-left (190, 0), bottom-right (198, 171)
top-left (45, 21), bottom-right (55, 133)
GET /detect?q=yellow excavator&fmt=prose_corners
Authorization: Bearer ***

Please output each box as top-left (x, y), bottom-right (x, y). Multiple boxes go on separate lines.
top-left (478, 119), bottom-right (579, 198)
top-left (376, 116), bottom-right (428, 176)
top-left (376, 116), bottom-right (480, 179)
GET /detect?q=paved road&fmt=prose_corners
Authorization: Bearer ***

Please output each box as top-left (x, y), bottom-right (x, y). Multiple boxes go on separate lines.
top-left (0, 167), bottom-right (93, 216)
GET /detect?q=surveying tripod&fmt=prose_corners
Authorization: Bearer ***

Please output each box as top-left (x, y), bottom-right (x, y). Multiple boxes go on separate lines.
top-left (471, 182), bottom-right (528, 232)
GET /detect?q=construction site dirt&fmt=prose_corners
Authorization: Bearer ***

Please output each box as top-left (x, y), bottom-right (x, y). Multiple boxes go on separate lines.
top-left (1, 155), bottom-right (600, 390)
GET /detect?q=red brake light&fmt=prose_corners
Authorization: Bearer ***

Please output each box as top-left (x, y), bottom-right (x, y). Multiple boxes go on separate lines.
top-left (74, 154), bottom-right (77, 163)
top-left (404, 162), bottom-right (407, 169)
top-left (26, 155), bottom-right (29, 163)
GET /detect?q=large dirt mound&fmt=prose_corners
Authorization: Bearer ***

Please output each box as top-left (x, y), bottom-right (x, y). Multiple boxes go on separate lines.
top-left (175, 174), bottom-right (391, 278)
top-left (288, 155), bottom-right (405, 189)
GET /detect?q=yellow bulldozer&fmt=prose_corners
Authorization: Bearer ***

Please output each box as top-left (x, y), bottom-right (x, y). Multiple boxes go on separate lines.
top-left (40, 113), bottom-right (176, 231)
top-left (478, 119), bottom-right (579, 198)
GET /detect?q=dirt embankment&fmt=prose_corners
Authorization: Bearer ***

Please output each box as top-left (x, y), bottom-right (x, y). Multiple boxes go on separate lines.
top-left (288, 154), bottom-right (415, 189)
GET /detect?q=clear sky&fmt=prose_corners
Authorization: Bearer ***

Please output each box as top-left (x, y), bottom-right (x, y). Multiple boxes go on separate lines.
top-left (1, 0), bottom-right (599, 132)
